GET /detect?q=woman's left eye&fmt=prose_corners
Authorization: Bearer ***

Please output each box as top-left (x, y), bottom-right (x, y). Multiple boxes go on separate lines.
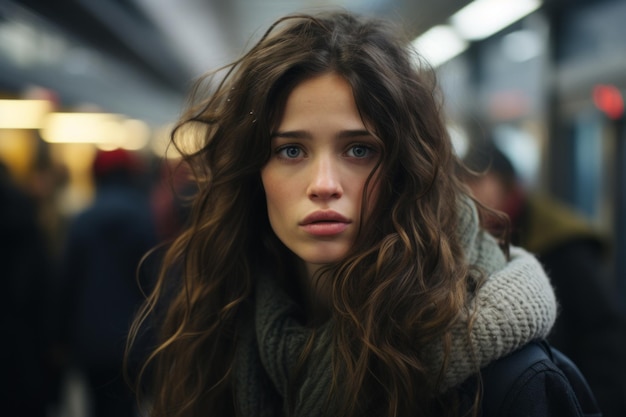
top-left (346, 145), bottom-right (374, 158)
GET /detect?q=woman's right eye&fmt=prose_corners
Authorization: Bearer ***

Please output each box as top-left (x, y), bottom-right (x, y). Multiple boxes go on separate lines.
top-left (277, 145), bottom-right (303, 159)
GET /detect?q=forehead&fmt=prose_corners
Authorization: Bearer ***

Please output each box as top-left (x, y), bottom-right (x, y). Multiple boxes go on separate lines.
top-left (276, 73), bottom-right (365, 130)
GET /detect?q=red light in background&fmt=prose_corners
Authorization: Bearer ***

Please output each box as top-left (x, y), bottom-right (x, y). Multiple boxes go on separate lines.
top-left (592, 84), bottom-right (624, 120)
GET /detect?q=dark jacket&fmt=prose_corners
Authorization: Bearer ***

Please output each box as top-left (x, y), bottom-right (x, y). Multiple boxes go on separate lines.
top-left (60, 181), bottom-right (157, 369)
top-left (1, 169), bottom-right (52, 417)
top-left (475, 340), bottom-right (602, 417)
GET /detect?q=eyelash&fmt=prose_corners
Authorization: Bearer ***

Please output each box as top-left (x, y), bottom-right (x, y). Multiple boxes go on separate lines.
top-left (346, 144), bottom-right (375, 158)
top-left (276, 145), bottom-right (303, 159)
top-left (274, 143), bottom-right (377, 160)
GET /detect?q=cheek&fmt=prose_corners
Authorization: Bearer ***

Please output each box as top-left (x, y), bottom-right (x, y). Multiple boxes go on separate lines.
top-left (261, 168), bottom-right (287, 216)
top-left (362, 170), bottom-right (383, 217)
top-left (260, 170), bottom-right (275, 207)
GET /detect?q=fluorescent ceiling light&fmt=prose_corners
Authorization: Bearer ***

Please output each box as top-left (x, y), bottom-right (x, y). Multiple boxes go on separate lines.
top-left (0, 100), bottom-right (53, 129)
top-left (95, 119), bottom-right (151, 151)
top-left (501, 29), bottom-right (543, 62)
top-left (120, 119), bottom-right (151, 150)
top-left (41, 112), bottom-right (126, 144)
top-left (40, 113), bottom-right (151, 149)
top-left (451, 0), bottom-right (542, 41)
top-left (411, 25), bottom-right (469, 67)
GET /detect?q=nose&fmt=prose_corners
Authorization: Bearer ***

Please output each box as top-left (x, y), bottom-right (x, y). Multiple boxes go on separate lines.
top-left (307, 155), bottom-right (343, 200)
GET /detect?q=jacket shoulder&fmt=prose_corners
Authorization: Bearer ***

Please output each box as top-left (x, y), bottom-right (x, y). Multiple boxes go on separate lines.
top-left (480, 341), bottom-right (602, 417)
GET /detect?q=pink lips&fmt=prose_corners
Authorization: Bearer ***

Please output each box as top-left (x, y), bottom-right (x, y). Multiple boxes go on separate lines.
top-left (299, 210), bottom-right (351, 236)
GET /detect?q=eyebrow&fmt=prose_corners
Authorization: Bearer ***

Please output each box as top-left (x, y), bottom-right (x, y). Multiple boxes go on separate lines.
top-left (271, 129), bottom-right (373, 139)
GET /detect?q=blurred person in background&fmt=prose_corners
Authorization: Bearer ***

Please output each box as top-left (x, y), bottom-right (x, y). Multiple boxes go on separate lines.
top-left (462, 139), bottom-right (626, 417)
top-left (0, 160), bottom-right (56, 417)
top-left (27, 138), bottom-right (71, 257)
top-left (149, 157), bottom-right (196, 243)
top-left (57, 148), bottom-right (158, 417)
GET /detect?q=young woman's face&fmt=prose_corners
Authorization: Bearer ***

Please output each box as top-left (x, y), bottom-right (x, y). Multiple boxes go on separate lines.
top-left (261, 72), bottom-right (381, 278)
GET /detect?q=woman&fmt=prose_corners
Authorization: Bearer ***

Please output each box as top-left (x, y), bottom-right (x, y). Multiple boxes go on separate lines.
top-left (127, 11), bottom-right (556, 417)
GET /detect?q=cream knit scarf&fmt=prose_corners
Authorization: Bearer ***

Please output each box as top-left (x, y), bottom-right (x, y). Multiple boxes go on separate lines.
top-left (233, 198), bottom-right (556, 416)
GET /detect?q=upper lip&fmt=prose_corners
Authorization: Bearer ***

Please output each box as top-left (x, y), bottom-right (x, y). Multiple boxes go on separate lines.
top-left (300, 210), bottom-right (351, 225)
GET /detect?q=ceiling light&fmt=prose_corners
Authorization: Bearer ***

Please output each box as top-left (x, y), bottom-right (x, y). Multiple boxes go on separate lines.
top-left (0, 99), bottom-right (54, 129)
top-left (121, 119), bottom-right (151, 150)
top-left (411, 25), bottom-right (469, 67)
top-left (40, 112), bottom-right (125, 144)
top-left (501, 29), bottom-right (543, 62)
top-left (451, 0), bottom-right (542, 41)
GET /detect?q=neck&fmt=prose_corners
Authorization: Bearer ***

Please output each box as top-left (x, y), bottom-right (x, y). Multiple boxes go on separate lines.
top-left (298, 261), bottom-right (332, 323)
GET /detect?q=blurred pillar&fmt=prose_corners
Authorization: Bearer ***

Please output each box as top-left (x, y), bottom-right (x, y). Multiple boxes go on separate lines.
top-left (615, 114), bottom-right (626, 312)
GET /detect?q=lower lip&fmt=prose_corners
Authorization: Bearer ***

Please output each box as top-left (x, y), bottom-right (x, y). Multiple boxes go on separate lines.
top-left (301, 222), bottom-right (349, 236)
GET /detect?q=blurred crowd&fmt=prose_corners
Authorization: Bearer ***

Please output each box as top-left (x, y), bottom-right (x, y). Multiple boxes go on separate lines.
top-left (0, 136), bottom-right (194, 417)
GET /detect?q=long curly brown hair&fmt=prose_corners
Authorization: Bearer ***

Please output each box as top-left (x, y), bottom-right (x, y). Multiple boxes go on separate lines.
top-left (127, 10), bottom-right (496, 417)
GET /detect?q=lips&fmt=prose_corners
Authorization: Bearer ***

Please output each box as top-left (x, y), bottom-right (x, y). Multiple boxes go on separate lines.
top-left (300, 210), bottom-right (351, 236)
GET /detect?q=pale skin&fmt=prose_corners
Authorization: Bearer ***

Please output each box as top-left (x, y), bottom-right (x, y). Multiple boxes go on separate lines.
top-left (261, 72), bottom-right (381, 313)
top-left (466, 172), bottom-right (509, 212)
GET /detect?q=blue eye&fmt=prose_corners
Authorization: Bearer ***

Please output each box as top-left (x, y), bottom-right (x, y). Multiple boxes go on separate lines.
top-left (278, 145), bottom-right (302, 158)
top-left (347, 145), bottom-right (372, 158)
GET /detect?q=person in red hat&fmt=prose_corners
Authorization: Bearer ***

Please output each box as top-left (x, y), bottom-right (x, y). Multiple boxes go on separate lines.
top-left (57, 147), bottom-right (157, 417)
top-left (92, 148), bottom-right (144, 183)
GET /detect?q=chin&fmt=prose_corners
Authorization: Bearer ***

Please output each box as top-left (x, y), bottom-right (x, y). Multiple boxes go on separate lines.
top-left (300, 248), bottom-right (349, 266)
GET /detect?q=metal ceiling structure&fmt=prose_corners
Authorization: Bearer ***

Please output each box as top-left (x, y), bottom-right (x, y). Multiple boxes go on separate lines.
top-left (1, 0), bottom-right (473, 125)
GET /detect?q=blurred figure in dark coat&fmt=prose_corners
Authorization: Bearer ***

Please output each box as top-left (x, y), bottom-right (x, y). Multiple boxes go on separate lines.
top-left (0, 161), bottom-right (53, 417)
top-left (59, 148), bottom-right (157, 417)
top-left (462, 139), bottom-right (626, 417)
